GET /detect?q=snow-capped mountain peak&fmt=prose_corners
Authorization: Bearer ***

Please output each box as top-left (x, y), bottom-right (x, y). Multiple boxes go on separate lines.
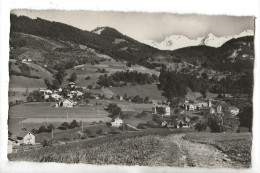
top-left (142, 30), bottom-right (254, 50)
top-left (92, 27), bottom-right (105, 35)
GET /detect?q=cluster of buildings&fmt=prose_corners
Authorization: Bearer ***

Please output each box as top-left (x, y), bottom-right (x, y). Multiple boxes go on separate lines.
top-left (21, 58), bottom-right (33, 64)
top-left (182, 99), bottom-right (212, 111)
top-left (39, 82), bottom-right (90, 108)
top-left (8, 131), bottom-right (36, 153)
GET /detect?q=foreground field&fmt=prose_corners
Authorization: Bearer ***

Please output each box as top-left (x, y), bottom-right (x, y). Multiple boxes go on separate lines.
top-left (8, 130), bottom-right (252, 168)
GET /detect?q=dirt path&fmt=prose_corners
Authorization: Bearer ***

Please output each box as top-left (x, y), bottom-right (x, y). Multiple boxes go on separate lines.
top-left (148, 134), bottom-right (244, 168)
top-left (167, 134), bottom-right (244, 168)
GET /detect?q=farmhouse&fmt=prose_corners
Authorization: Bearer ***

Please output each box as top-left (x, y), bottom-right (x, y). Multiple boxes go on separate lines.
top-left (210, 107), bottom-right (216, 114)
top-left (183, 103), bottom-right (195, 111)
top-left (45, 89), bottom-right (53, 94)
top-left (76, 91), bottom-right (83, 96)
top-left (161, 121), bottom-right (168, 127)
top-left (44, 95), bottom-right (50, 100)
top-left (176, 118), bottom-right (191, 128)
top-left (193, 99), bottom-right (211, 108)
top-left (153, 105), bottom-right (170, 116)
top-left (229, 106), bottom-right (240, 116)
top-left (216, 105), bottom-right (222, 113)
top-left (60, 99), bottom-right (75, 107)
top-left (16, 131), bottom-right (35, 145)
top-left (8, 140), bottom-right (13, 153)
top-left (111, 117), bottom-right (123, 127)
top-left (51, 93), bottom-right (61, 100)
top-left (68, 82), bottom-right (77, 88)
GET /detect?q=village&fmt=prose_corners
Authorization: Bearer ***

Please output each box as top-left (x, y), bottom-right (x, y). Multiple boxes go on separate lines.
top-left (8, 79), bottom-right (241, 154)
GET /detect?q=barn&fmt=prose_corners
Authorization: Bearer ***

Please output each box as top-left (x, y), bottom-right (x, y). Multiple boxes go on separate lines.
top-left (16, 131), bottom-right (36, 145)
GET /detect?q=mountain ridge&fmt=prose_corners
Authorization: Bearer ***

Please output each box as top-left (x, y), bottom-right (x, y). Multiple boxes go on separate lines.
top-left (142, 30), bottom-right (254, 50)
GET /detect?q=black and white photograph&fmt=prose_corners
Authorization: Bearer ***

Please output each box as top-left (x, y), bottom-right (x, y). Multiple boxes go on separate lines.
top-left (0, 1), bottom-right (260, 173)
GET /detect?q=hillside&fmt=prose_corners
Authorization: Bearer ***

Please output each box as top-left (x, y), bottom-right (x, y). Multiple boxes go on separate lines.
top-left (10, 14), bottom-right (161, 66)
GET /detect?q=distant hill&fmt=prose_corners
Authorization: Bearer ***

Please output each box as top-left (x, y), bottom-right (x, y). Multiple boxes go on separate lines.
top-left (169, 36), bottom-right (254, 72)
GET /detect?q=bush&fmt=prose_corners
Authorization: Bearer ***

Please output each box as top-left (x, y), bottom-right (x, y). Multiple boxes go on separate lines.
top-left (69, 72), bottom-right (77, 82)
top-left (70, 120), bottom-right (79, 129)
top-left (31, 128), bottom-right (38, 134)
top-left (61, 122), bottom-right (70, 129)
top-left (137, 123), bottom-right (145, 129)
top-left (47, 124), bottom-right (55, 133)
top-left (106, 122), bottom-right (112, 127)
top-left (85, 76), bottom-right (91, 80)
top-left (96, 128), bottom-right (103, 135)
top-left (37, 125), bottom-right (47, 133)
top-left (42, 139), bottom-right (53, 147)
top-left (194, 120), bottom-right (207, 132)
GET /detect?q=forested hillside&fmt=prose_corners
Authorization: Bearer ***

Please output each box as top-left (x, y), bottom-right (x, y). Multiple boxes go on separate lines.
top-left (170, 36), bottom-right (254, 72)
top-left (10, 14), bottom-right (160, 65)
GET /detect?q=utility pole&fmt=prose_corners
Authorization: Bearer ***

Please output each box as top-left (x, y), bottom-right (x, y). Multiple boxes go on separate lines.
top-left (67, 111), bottom-right (68, 120)
top-left (81, 121), bottom-right (83, 132)
top-left (52, 128), bottom-right (53, 138)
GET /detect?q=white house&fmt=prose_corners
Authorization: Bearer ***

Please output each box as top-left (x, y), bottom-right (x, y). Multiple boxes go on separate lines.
top-left (45, 90), bottom-right (53, 94)
top-left (44, 95), bottom-right (50, 100)
top-left (153, 105), bottom-right (170, 116)
top-left (17, 132), bottom-right (35, 145)
top-left (22, 59), bottom-right (27, 63)
top-left (184, 104), bottom-right (195, 111)
top-left (61, 99), bottom-right (74, 107)
top-left (27, 59), bottom-right (32, 62)
top-left (51, 93), bottom-right (61, 100)
top-left (209, 107), bottom-right (216, 114)
top-left (76, 91), bottom-right (83, 96)
top-left (111, 117), bottom-right (123, 127)
top-left (68, 82), bottom-right (77, 88)
top-left (216, 105), bottom-right (222, 113)
top-left (8, 140), bottom-right (13, 153)
top-left (161, 121), bottom-right (168, 127)
top-left (230, 106), bottom-right (239, 116)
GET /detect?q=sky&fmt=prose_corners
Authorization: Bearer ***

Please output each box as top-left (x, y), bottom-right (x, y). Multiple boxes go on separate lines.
top-left (11, 10), bottom-right (254, 42)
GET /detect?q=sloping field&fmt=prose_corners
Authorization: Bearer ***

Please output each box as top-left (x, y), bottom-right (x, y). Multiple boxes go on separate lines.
top-left (9, 75), bottom-right (46, 88)
top-left (9, 102), bottom-right (109, 119)
top-left (109, 84), bottom-right (165, 101)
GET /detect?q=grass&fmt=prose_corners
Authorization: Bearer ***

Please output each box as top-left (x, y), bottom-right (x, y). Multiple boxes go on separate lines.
top-left (9, 75), bottom-right (46, 88)
top-left (9, 102), bottom-right (109, 119)
top-left (183, 132), bottom-right (252, 167)
top-left (8, 101), bottom-right (111, 136)
top-left (110, 83), bottom-right (165, 100)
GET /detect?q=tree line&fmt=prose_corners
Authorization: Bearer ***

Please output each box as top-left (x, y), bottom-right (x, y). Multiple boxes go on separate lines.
top-left (159, 69), bottom-right (253, 99)
top-left (97, 71), bottom-right (158, 87)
